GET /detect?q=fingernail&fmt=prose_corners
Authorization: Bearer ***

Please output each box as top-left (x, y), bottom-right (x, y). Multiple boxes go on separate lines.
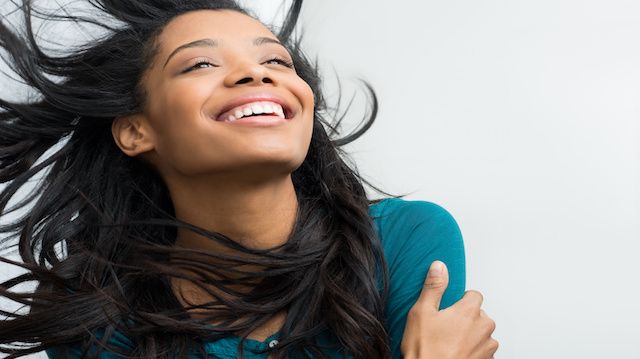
top-left (430, 261), bottom-right (444, 276)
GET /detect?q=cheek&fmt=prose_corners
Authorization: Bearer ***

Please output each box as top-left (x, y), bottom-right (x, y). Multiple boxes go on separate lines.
top-left (290, 78), bottom-right (315, 148)
top-left (301, 82), bottom-right (315, 144)
top-left (161, 80), bottom-right (214, 123)
top-left (149, 79), bottom-right (216, 143)
top-left (297, 80), bottom-right (315, 111)
top-left (144, 81), bottom-right (221, 172)
top-left (290, 78), bottom-right (315, 132)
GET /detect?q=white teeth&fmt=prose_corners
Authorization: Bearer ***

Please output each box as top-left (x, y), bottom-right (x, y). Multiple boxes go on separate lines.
top-left (223, 101), bottom-right (287, 122)
top-left (251, 104), bottom-right (264, 114)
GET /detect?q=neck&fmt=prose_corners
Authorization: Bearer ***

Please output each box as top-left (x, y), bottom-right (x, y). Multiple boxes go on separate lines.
top-left (166, 173), bottom-right (298, 253)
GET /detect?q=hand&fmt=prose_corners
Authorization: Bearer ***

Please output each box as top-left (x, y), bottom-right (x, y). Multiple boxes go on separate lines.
top-left (400, 261), bottom-right (499, 359)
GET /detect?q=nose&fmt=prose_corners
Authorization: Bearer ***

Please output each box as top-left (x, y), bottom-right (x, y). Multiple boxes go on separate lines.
top-left (223, 60), bottom-right (275, 87)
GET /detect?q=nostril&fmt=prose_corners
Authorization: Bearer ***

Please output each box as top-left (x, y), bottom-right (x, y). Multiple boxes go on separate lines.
top-left (235, 77), bottom-right (253, 85)
top-left (234, 76), bottom-right (273, 85)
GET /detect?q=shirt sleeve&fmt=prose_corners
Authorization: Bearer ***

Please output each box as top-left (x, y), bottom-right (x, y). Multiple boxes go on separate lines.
top-left (373, 198), bottom-right (466, 358)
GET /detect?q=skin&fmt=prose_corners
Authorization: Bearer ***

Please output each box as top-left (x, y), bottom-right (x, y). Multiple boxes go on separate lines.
top-left (110, 9), bottom-right (499, 357)
top-left (111, 10), bottom-right (313, 341)
top-left (112, 10), bottom-right (314, 253)
top-left (402, 261), bottom-right (499, 359)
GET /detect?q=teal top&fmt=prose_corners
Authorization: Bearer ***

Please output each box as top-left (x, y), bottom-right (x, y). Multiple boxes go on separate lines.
top-left (47, 197), bottom-right (466, 358)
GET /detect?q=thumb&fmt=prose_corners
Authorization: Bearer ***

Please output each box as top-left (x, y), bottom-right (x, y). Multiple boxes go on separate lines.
top-left (416, 260), bottom-right (449, 311)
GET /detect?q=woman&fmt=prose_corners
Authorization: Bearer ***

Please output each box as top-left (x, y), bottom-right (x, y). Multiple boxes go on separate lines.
top-left (0, 0), bottom-right (497, 358)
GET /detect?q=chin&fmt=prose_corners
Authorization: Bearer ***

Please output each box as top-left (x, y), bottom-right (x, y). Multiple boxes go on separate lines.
top-left (249, 143), bottom-right (309, 165)
top-left (254, 154), bottom-right (306, 174)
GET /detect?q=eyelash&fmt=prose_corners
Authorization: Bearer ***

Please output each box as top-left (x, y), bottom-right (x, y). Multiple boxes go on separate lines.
top-left (182, 58), bottom-right (216, 73)
top-left (182, 56), bottom-right (294, 73)
top-left (264, 56), bottom-right (294, 68)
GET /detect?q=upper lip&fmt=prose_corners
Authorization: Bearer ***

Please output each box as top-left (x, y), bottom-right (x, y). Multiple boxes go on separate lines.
top-left (214, 92), bottom-right (294, 121)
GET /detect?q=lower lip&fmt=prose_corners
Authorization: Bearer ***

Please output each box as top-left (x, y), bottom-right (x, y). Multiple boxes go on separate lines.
top-left (219, 115), bottom-right (289, 126)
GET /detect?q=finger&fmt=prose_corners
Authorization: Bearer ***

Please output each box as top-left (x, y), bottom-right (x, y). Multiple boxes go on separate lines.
top-left (460, 289), bottom-right (484, 309)
top-left (487, 338), bottom-right (499, 356)
top-left (484, 315), bottom-right (496, 335)
top-left (479, 309), bottom-right (496, 327)
top-left (415, 260), bottom-right (449, 311)
top-left (471, 338), bottom-right (499, 359)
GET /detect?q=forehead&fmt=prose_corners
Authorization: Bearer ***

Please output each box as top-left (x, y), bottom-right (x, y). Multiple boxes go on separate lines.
top-left (157, 10), bottom-right (276, 51)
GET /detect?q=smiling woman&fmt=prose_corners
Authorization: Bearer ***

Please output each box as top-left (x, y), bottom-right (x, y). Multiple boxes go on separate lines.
top-left (121, 10), bottom-right (315, 185)
top-left (0, 1), bottom-right (496, 359)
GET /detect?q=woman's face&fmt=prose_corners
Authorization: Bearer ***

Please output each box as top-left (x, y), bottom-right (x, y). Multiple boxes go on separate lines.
top-left (131, 10), bottom-right (314, 181)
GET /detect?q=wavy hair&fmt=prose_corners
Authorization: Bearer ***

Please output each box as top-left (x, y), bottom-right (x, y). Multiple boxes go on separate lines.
top-left (0, 1), bottom-right (393, 358)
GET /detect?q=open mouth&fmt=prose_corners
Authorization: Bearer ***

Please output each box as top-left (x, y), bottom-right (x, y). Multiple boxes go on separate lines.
top-left (215, 100), bottom-right (293, 122)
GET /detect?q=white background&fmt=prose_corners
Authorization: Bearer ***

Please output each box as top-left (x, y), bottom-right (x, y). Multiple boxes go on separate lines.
top-left (2, 0), bottom-right (639, 358)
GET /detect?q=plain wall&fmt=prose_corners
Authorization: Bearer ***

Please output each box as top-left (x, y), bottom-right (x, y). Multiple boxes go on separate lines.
top-left (298, 0), bottom-right (640, 358)
top-left (1, 0), bottom-right (639, 358)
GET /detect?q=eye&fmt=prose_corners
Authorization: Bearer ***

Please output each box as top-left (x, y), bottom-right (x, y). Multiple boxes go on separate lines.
top-left (263, 56), bottom-right (294, 69)
top-left (182, 57), bottom-right (217, 73)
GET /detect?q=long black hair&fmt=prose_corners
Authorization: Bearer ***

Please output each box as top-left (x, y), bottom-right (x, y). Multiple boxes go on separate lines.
top-left (0, 1), bottom-right (394, 358)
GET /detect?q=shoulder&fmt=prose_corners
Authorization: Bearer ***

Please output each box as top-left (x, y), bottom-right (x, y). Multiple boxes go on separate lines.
top-left (368, 197), bottom-right (465, 304)
top-left (369, 197), bottom-right (466, 358)
top-left (369, 197), bottom-right (463, 262)
top-left (369, 197), bottom-right (459, 229)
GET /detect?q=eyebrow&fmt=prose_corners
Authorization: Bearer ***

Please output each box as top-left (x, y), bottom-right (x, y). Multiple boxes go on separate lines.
top-left (163, 37), bottom-right (285, 68)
